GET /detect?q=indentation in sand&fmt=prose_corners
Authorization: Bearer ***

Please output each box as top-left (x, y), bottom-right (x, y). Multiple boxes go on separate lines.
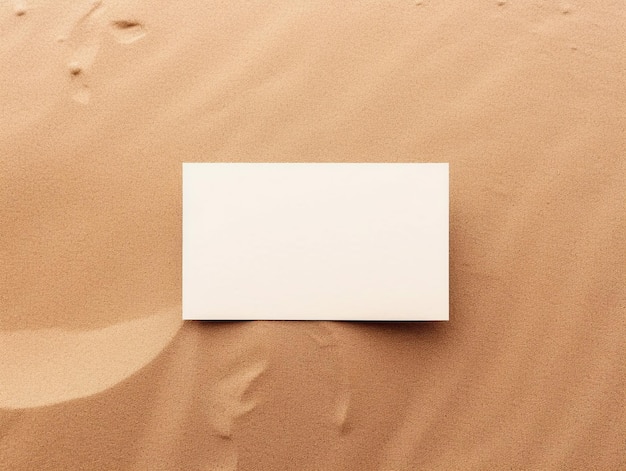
top-left (334, 388), bottom-right (351, 433)
top-left (109, 19), bottom-right (146, 44)
top-left (0, 308), bottom-right (182, 409)
top-left (305, 323), bottom-right (352, 432)
top-left (61, 1), bottom-right (103, 104)
top-left (81, 0), bottom-right (103, 21)
top-left (58, 1), bottom-right (145, 104)
top-left (67, 39), bottom-right (100, 103)
top-left (210, 360), bottom-right (267, 438)
top-left (13, 0), bottom-right (26, 16)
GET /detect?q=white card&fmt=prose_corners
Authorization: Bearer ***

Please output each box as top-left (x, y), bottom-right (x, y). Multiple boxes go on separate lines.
top-left (182, 163), bottom-right (448, 321)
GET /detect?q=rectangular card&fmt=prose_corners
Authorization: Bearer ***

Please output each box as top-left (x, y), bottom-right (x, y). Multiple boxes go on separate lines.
top-left (182, 163), bottom-right (448, 320)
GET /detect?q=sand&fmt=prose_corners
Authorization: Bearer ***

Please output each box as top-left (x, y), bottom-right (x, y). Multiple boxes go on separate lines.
top-left (1, 0), bottom-right (624, 469)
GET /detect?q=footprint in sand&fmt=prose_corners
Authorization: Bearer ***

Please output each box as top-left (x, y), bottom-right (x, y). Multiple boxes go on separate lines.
top-left (62, 1), bottom-right (146, 104)
top-left (211, 360), bottom-right (268, 439)
top-left (13, 0), bottom-right (27, 16)
top-left (67, 40), bottom-right (101, 104)
top-left (109, 19), bottom-right (146, 44)
top-left (304, 323), bottom-right (353, 433)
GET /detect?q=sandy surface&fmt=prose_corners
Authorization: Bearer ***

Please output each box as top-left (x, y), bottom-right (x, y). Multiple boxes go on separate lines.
top-left (1, 0), bottom-right (625, 469)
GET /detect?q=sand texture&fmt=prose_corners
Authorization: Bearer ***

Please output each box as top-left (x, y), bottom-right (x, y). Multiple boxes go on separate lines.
top-left (1, 0), bottom-right (625, 469)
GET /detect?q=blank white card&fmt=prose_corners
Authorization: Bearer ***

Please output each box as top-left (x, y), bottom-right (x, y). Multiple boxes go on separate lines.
top-left (182, 163), bottom-right (448, 321)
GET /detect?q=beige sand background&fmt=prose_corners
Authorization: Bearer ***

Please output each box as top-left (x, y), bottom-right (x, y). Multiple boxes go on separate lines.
top-left (1, 0), bottom-right (624, 469)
